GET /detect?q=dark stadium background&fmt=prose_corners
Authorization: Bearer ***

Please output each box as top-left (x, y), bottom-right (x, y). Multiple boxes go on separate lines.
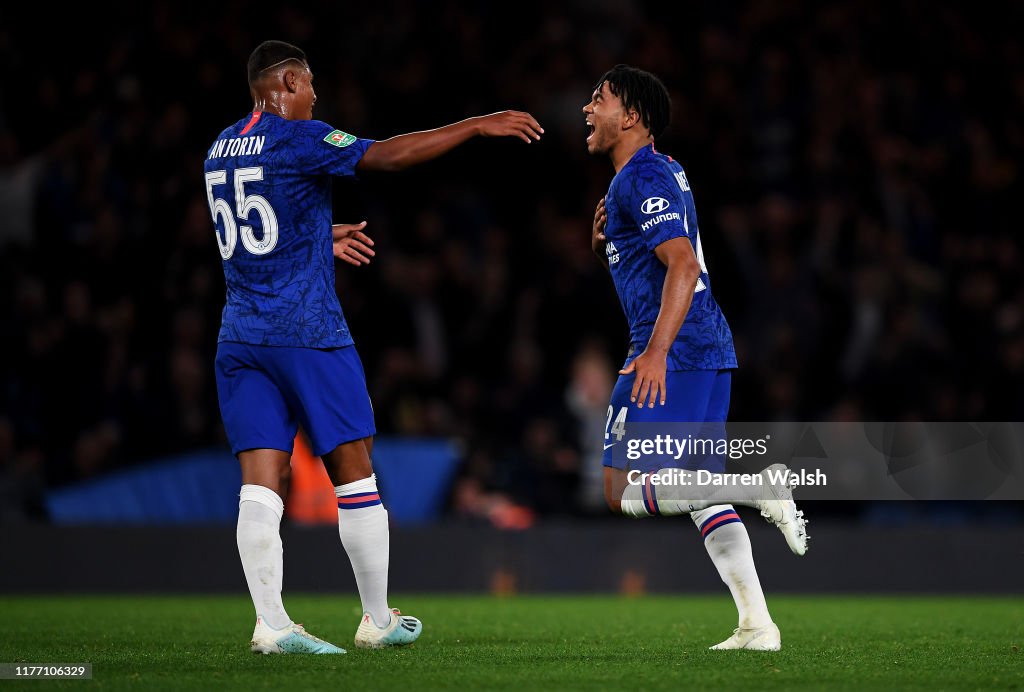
top-left (1, 1), bottom-right (1021, 593)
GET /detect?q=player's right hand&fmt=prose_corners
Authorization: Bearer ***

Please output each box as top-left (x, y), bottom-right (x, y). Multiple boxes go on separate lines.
top-left (476, 111), bottom-right (544, 143)
top-left (619, 348), bottom-right (668, 408)
top-left (332, 221), bottom-right (375, 266)
top-left (592, 196), bottom-right (607, 254)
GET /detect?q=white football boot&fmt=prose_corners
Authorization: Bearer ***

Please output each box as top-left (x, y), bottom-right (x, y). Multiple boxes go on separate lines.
top-left (250, 616), bottom-right (346, 654)
top-left (710, 623), bottom-right (782, 651)
top-left (755, 464), bottom-right (809, 556)
top-left (354, 608), bottom-right (423, 649)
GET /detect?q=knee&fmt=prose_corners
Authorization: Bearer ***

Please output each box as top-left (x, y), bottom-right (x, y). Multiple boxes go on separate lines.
top-left (277, 460), bottom-right (292, 486)
top-left (604, 487), bottom-right (622, 514)
top-left (323, 439), bottom-right (373, 486)
top-left (603, 471), bottom-right (626, 514)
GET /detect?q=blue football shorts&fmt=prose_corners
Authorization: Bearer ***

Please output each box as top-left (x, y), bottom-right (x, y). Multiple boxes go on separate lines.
top-left (602, 369), bottom-right (732, 473)
top-left (214, 342), bottom-right (376, 457)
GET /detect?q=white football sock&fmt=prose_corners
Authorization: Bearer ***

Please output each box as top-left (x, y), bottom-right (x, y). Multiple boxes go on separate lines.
top-left (336, 474), bottom-right (391, 628)
top-left (237, 484), bottom-right (292, 630)
top-left (620, 479), bottom-right (658, 518)
top-left (692, 505), bottom-right (773, 629)
top-left (620, 468), bottom-right (767, 517)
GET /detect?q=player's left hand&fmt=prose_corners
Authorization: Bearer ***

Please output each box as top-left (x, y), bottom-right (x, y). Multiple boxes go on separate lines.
top-left (332, 221), bottom-right (375, 266)
top-left (619, 349), bottom-right (667, 408)
top-left (476, 111), bottom-right (544, 143)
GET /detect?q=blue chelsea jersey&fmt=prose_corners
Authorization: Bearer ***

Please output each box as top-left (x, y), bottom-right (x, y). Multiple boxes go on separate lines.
top-left (204, 112), bottom-right (374, 347)
top-left (603, 144), bottom-right (738, 371)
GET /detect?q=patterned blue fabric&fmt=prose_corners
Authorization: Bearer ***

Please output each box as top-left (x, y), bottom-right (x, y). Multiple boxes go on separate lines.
top-left (214, 342), bottom-right (376, 456)
top-left (603, 144), bottom-right (737, 371)
top-left (204, 112), bottom-right (373, 347)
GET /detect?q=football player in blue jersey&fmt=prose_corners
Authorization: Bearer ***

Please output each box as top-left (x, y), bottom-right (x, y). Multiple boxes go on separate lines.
top-left (584, 65), bottom-right (807, 650)
top-left (205, 40), bottom-right (543, 655)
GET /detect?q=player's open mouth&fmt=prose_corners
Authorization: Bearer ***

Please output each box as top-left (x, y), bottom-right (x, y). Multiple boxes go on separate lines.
top-left (586, 121), bottom-right (595, 141)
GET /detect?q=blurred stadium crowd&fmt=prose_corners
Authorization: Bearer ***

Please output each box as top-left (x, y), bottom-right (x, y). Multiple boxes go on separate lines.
top-left (1, 1), bottom-right (1021, 521)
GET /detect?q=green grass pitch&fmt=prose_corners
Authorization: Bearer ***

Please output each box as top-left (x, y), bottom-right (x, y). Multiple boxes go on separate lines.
top-left (1, 595), bottom-right (1021, 690)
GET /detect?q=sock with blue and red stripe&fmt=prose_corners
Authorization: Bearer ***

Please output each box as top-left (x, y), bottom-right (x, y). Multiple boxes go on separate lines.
top-left (336, 474), bottom-right (392, 628)
top-left (620, 470), bottom-right (664, 517)
top-left (619, 468), bottom-right (769, 518)
top-left (692, 504), bottom-right (773, 629)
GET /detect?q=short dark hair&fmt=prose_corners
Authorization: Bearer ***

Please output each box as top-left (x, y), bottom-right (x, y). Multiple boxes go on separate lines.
top-left (595, 65), bottom-right (671, 138)
top-left (247, 40), bottom-right (307, 85)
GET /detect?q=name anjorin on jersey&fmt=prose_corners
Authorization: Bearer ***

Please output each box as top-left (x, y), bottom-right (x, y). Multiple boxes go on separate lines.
top-left (208, 136), bottom-right (266, 160)
top-left (641, 212), bottom-right (681, 232)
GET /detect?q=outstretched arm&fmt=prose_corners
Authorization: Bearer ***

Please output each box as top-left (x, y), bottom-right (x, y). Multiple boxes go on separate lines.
top-left (357, 111), bottom-right (543, 172)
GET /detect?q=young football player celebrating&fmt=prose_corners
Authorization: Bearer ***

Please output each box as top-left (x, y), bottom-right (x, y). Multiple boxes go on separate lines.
top-left (584, 65), bottom-right (807, 650)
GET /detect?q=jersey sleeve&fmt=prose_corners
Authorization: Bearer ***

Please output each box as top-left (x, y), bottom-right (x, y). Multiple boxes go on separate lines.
top-left (296, 120), bottom-right (375, 177)
top-left (623, 161), bottom-right (693, 251)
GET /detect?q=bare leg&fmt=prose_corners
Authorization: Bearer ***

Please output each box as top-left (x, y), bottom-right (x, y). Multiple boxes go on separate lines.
top-left (322, 438), bottom-right (373, 487)
top-left (604, 467), bottom-right (628, 513)
top-left (239, 448), bottom-right (292, 498)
